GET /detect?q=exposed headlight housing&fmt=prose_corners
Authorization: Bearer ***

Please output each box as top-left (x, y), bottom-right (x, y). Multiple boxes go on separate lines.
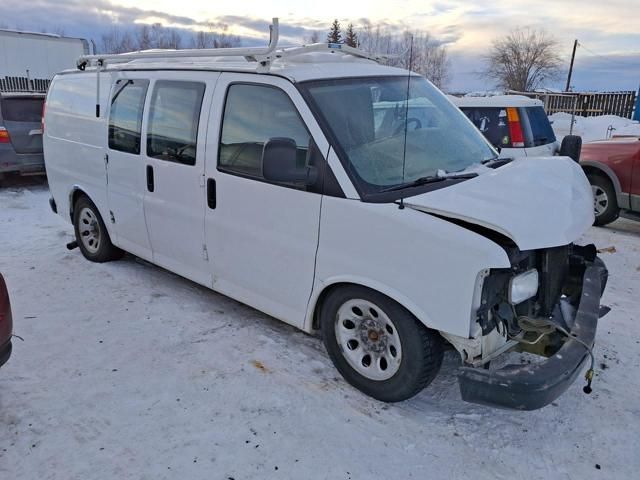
top-left (509, 269), bottom-right (539, 305)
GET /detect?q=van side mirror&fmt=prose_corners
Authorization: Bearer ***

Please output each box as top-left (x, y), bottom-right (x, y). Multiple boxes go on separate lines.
top-left (262, 137), bottom-right (318, 185)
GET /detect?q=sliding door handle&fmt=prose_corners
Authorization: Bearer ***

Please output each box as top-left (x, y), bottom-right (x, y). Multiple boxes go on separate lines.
top-left (146, 165), bottom-right (154, 192)
top-left (207, 178), bottom-right (216, 209)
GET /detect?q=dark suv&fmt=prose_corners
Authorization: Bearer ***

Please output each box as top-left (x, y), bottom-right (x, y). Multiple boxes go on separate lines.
top-left (0, 92), bottom-right (45, 180)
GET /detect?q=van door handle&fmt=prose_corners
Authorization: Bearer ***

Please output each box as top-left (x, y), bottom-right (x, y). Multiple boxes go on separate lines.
top-left (146, 165), bottom-right (154, 192)
top-left (207, 178), bottom-right (216, 209)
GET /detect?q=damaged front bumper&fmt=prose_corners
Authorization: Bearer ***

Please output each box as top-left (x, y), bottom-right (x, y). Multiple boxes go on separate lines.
top-left (458, 258), bottom-right (607, 410)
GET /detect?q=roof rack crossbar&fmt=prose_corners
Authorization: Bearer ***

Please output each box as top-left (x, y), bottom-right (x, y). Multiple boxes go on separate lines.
top-left (77, 18), bottom-right (280, 70)
top-left (267, 42), bottom-right (392, 63)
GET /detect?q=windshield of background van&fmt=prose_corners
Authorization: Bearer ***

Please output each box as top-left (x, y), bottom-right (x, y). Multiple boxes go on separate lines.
top-left (302, 76), bottom-right (496, 194)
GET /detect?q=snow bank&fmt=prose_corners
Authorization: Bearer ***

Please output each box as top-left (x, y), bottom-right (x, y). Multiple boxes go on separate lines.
top-left (550, 112), bottom-right (640, 143)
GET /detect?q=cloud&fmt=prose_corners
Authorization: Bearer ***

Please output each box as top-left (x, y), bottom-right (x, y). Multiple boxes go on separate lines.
top-left (1, 0), bottom-right (638, 92)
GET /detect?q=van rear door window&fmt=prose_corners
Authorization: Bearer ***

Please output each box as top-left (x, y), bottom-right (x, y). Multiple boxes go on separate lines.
top-left (0, 97), bottom-right (44, 122)
top-left (460, 107), bottom-right (511, 150)
top-left (108, 79), bottom-right (149, 154)
top-left (147, 81), bottom-right (205, 166)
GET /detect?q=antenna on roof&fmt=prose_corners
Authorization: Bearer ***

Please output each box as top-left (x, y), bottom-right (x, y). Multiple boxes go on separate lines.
top-left (398, 34), bottom-right (414, 210)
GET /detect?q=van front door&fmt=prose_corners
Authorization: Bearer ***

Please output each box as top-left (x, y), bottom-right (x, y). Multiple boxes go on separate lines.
top-left (204, 74), bottom-right (330, 328)
top-left (106, 76), bottom-right (152, 259)
top-left (142, 74), bottom-right (216, 285)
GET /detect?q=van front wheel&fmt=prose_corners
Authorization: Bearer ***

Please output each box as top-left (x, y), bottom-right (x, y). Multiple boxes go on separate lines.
top-left (73, 196), bottom-right (123, 262)
top-left (320, 285), bottom-right (443, 402)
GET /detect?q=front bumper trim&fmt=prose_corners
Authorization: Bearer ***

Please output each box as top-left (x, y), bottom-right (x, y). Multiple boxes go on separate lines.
top-left (458, 259), bottom-right (606, 411)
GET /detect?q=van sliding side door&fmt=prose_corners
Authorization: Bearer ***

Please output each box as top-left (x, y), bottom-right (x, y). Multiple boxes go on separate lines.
top-left (105, 76), bottom-right (153, 260)
top-left (142, 72), bottom-right (219, 286)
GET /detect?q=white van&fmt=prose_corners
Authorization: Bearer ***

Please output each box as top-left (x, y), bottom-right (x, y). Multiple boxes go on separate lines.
top-left (44, 20), bottom-right (608, 410)
top-left (451, 95), bottom-right (582, 162)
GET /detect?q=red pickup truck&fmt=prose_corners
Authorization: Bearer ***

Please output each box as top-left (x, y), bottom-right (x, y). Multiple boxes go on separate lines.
top-left (581, 137), bottom-right (640, 225)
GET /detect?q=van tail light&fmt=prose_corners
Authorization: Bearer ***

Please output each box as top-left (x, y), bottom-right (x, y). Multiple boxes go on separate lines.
top-left (506, 107), bottom-right (525, 147)
top-left (0, 127), bottom-right (10, 144)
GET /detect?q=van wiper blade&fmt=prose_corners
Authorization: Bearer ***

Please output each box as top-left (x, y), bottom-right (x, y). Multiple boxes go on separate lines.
top-left (482, 157), bottom-right (513, 168)
top-left (380, 172), bottom-right (478, 193)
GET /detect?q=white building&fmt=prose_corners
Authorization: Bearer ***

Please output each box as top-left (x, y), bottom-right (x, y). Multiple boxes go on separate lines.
top-left (0, 29), bottom-right (92, 92)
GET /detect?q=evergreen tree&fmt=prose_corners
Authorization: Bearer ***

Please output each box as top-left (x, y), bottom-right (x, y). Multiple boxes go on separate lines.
top-left (344, 23), bottom-right (358, 48)
top-left (327, 19), bottom-right (342, 44)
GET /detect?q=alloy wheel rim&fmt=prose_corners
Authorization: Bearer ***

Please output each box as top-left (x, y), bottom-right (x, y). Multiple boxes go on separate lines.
top-left (335, 299), bottom-right (402, 381)
top-left (78, 207), bottom-right (101, 254)
top-left (592, 185), bottom-right (608, 216)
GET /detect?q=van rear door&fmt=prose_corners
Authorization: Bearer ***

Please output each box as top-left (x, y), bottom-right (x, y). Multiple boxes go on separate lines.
top-left (0, 95), bottom-right (44, 154)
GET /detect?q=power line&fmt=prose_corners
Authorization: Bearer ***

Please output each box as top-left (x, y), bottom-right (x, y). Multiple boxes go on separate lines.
top-left (577, 42), bottom-right (640, 68)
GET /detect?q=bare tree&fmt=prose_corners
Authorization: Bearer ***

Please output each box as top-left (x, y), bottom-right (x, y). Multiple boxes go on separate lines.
top-left (483, 27), bottom-right (561, 91)
top-left (191, 23), bottom-right (240, 49)
top-left (304, 30), bottom-right (321, 44)
top-left (358, 22), bottom-right (452, 89)
top-left (100, 28), bottom-right (136, 54)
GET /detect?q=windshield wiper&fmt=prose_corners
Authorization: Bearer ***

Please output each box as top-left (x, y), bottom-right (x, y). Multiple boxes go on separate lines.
top-left (481, 157), bottom-right (513, 168)
top-left (380, 172), bottom-right (478, 193)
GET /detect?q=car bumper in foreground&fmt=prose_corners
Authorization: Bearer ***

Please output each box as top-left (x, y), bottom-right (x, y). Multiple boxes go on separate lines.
top-left (0, 149), bottom-right (45, 175)
top-left (458, 259), bottom-right (607, 410)
top-left (0, 340), bottom-right (12, 368)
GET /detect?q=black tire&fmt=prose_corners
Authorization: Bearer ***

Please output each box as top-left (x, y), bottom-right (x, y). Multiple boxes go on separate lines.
top-left (320, 285), bottom-right (443, 402)
top-left (588, 174), bottom-right (619, 226)
top-left (73, 195), bottom-right (124, 262)
top-left (559, 135), bottom-right (582, 162)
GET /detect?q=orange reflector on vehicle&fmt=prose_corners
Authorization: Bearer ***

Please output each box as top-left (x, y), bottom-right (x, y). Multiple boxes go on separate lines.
top-left (0, 127), bottom-right (10, 144)
top-left (506, 108), bottom-right (525, 147)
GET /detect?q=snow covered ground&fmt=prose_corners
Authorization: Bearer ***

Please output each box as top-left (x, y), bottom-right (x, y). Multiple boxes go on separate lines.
top-left (550, 112), bottom-right (640, 143)
top-left (1, 182), bottom-right (639, 479)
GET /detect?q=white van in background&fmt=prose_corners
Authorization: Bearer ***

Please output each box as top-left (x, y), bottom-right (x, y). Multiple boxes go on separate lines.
top-left (43, 20), bottom-right (607, 410)
top-left (451, 95), bottom-right (582, 162)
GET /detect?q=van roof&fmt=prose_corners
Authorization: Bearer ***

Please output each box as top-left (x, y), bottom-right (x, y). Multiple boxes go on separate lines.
top-left (61, 51), bottom-right (410, 83)
top-left (449, 95), bottom-right (544, 108)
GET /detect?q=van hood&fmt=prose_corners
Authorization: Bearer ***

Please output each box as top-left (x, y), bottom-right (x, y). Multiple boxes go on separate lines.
top-left (404, 157), bottom-right (594, 250)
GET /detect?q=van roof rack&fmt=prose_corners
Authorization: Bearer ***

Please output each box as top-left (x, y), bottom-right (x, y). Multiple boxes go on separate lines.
top-left (76, 18), bottom-right (391, 72)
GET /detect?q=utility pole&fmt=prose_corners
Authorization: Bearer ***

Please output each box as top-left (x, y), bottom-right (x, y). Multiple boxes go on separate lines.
top-left (565, 39), bottom-right (578, 92)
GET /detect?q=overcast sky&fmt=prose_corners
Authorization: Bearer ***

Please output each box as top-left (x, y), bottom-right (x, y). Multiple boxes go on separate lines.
top-left (3, 0), bottom-right (639, 92)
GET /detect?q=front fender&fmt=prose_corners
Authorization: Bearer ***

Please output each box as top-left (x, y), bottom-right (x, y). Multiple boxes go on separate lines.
top-left (309, 197), bottom-right (511, 337)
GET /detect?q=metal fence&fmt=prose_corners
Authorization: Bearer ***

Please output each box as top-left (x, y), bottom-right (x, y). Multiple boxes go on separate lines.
top-left (512, 90), bottom-right (637, 119)
top-left (0, 75), bottom-right (50, 93)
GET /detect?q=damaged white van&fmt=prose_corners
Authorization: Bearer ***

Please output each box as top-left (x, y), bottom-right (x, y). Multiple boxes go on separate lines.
top-left (44, 19), bottom-right (608, 410)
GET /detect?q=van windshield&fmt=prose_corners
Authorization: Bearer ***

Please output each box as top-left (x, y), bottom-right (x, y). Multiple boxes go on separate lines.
top-left (301, 76), bottom-right (497, 195)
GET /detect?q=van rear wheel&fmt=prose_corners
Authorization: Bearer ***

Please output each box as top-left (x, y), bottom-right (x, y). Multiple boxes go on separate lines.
top-left (320, 285), bottom-right (443, 402)
top-left (73, 196), bottom-right (123, 262)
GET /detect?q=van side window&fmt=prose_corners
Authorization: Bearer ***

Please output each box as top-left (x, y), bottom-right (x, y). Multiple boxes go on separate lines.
top-left (108, 79), bottom-right (149, 154)
top-left (219, 84), bottom-right (311, 179)
top-left (147, 81), bottom-right (205, 166)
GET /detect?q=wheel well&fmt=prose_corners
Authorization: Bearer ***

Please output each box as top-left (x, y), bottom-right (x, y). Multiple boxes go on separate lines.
top-left (69, 188), bottom-right (88, 222)
top-left (311, 282), bottom-right (423, 332)
top-left (311, 283), bottom-right (349, 330)
top-left (582, 165), bottom-right (616, 191)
